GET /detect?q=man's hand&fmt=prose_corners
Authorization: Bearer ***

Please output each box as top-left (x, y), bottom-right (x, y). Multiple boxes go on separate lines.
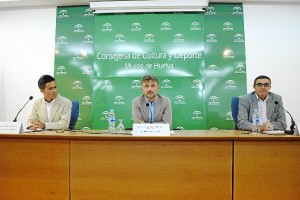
top-left (137, 118), bottom-right (145, 123)
top-left (259, 121), bottom-right (272, 133)
top-left (29, 120), bottom-right (45, 131)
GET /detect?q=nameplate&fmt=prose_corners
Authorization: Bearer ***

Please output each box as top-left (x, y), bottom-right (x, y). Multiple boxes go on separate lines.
top-left (132, 123), bottom-right (170, 136)
top-left (0, 122), bottom-right (24, 134)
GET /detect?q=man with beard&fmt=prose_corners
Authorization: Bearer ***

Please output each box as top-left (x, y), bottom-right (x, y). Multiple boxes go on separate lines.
top-left (237, 75), bottom-right (287, 132)
top-left (132, 75), bottom-right (172, 128)
top-left (27, 75), bottom-right (72, 131)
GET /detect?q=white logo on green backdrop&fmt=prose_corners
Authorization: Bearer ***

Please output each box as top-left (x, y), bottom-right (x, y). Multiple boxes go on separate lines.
top-left (207, 34), bottom-right (217, 42)
top-left (131, 80), bottom-right (142, 89)
top-left (84, 8), bottom-right (94, 17)
top-left (232, 6), bottom-right (243, 15)
top-left (225, 80), bottom-right (237, 89)
top-left (235, 64), bottom-right (246, 73)
top-left (84, 35), bottom-right (94, 43)
top-left (222, 22), bottom-right (234, 31)
top-left (131, 23), bottom-right (142, 31)
top-left (144, 34), bottom-right (155, 43)
top-left (74, 24), bottom-right (84, 32)
top-left (191, 79), bottom-right (202, 88)
top-left (82, 65), bottom-right (93, 74)
top-left (190, 22), bottom-right (201, 31)
top-left (192, 111), bottom-right (204, 121)
top-left (102, 23), bottom-right (113, 31)
top-left (58, 10), bottom-right (69, 18)
top-left (226, 112), bottom-right (234, 120)
top-left (56, 66), bottom-right (67, 75)
top-left (113, 96), bottom-right (125, 105)
top-left (72, 81), bottom-right (83, 90)
top-left (205, 7), bottom-right (216, 15)
top-left (208, 96), bottom-right (220, 106)
top-left (161, 79), bottom-right (173, 89)
top-left (58, 36), bottom-right (68, 44)
top-left (160, 22), bottom-right (172, 31)
top-left (82, 96), bottom-right (92, 105)
top-left (174, 95), bottom-right (186, 105)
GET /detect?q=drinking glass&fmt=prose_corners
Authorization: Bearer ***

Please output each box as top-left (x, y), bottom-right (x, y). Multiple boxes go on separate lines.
top-left (116, 119), bottom-right (125, 133)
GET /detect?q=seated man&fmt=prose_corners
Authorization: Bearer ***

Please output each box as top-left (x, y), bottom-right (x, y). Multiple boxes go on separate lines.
top-left (27, 74), bottom-right (72, 130)
top-left (132, 75), bottom-right (172, 128)
top-left (237, 75), bottom-right (287, 132)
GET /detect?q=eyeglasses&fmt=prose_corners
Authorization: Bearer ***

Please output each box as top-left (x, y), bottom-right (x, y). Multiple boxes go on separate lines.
top-left (255, 83), bottom-right (270, 88)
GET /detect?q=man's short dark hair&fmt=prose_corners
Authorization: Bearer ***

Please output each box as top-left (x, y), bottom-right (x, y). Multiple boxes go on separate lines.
top-left (142, 75), bottom-right (159, 85)
top-left (38, 75), bottom-right (55, 89)
top-left (253, 75), bottom-right (271, 86)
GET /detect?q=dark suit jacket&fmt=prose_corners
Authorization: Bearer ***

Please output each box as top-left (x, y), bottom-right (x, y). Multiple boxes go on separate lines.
top-left (237, 91), bottom-right (287, 131)
top-left (132, 94), bottom-right (172, 128)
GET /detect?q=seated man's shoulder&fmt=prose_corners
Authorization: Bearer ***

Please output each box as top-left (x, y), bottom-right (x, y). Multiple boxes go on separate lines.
top-left (158, 94), bottom-right (171, 102)
top-left (132, 95), bottom-right (143, 102)
top-left (269, 92), bottom-right (282, 98)
top-left (240, 92), bottom-right (253, 99)
top-left (58, 95), bottom-right (72, 105)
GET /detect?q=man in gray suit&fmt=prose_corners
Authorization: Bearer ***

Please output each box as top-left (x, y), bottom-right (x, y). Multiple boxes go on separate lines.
top-left (27, 75), bottom-right (72, 131)
top-left (237, 75), bottom-right (287, 132)
top-left (132, 75), bottom-right (172, 128)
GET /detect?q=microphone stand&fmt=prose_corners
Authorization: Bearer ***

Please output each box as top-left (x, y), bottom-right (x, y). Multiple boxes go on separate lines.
top-left (275, 101), bottom-right (299, 135)
top-left (13, 96), bottom-right (33, 122)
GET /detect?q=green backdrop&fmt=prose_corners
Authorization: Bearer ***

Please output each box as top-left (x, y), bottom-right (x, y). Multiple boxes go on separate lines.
top-left (54, 4), bottom-right (246, 130)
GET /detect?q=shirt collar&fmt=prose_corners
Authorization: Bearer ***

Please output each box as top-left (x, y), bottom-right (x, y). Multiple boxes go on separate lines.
top-left (44, 98), bottom-right (55, 105)
top-left (255, 93), bottom-right (269, 102)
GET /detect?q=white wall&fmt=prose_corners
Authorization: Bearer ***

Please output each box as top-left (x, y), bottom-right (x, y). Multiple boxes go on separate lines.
top-left (0, 7), bottom-right (56, 125)
top-left (0, 3), bottom-right (299, 128)
top-left (243, 3), bottom-right (300, 127)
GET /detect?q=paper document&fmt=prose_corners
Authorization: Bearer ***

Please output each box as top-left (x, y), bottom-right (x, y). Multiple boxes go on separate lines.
top-left (263, 130), bottom-right (285, 135)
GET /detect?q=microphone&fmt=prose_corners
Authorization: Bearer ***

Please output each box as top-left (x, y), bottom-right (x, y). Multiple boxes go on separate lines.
top-left (146, 102), bottom-right (153, 124)
top-left (274, 101), bottom-right (297, 134)
top-left (13, 96), bottom-right (33, 122)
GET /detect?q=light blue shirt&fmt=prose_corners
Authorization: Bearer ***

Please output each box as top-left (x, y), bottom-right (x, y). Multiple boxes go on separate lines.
top-left (148, 101), bottom-right (156, 123)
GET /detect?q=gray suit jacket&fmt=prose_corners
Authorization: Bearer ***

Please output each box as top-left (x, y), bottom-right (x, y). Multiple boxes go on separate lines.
top-left (132, 94), bottom-right (172, 128)
top-left (237, 91), bottom-right (287, 131)
top-left (27, 94), bottom-right (72, 130)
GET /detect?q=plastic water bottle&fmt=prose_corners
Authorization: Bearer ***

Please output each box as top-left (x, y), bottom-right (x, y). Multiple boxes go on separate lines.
top-left (108, 109), bottom-right (116, 133)
top-left (252, 109), bottom-right (260, 133)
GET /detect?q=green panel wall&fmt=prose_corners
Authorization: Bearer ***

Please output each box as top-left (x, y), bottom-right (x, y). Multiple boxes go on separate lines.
top-left (54, 3), bottom-right (246, 130)
top-left (204, 4), bottom-right (247, 130)
top-left (55, 6), bottom-right (94, 129)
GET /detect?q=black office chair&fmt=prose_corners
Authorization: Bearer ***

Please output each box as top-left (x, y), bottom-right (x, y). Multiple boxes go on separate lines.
top-left (69, 100), bottom-right (79, 130)
top-left (231, 97), bottom-right (239, 130)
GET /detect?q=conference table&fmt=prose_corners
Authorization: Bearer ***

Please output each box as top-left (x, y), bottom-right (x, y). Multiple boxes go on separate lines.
top-left (0, 130), bottom-right (299, 200)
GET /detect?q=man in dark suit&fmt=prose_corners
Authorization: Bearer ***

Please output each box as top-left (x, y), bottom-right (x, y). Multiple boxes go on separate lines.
top-left (237, 75), bottom-right (287, 132)
top-left (132, 75), bottom-right (172, 128)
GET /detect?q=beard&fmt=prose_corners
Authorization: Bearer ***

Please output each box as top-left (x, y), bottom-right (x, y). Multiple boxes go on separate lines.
top-left (146, 92), bottom-right (156, 100)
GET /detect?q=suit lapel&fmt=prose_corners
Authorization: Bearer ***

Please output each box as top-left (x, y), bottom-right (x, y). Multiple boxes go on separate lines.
top-left (142, 95), bottom-right (149, 122)
top-left (154, 96), bottom-right (162, 121)
top-left (40, 99), bottom-right (49, 122)
top-left (266, 95), bottom-right (274, 119)
top-left (251, 93), bottom-right (258, 110)
top-left (49, 97), bottom-right (60, 122)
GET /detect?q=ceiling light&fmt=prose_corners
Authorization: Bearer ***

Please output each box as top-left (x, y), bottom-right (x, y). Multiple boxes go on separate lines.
top-left (90, 0), bottom-right (208, 14)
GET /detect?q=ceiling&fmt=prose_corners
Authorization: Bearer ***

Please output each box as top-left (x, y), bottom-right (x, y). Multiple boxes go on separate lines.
top-left (0, 0), bottom-right (299, 9)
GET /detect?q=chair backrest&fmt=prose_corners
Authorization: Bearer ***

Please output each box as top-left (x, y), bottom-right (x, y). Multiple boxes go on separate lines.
top-left (231, 97), bottom-right (239, 130)
top-left (69, 100), bottom-right (79, 130)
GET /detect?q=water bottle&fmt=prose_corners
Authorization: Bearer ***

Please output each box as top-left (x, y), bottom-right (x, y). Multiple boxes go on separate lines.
top-left (252, 109), bottom-right (260, 133)
top-left (108, 109), bottom-right (116, 133)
